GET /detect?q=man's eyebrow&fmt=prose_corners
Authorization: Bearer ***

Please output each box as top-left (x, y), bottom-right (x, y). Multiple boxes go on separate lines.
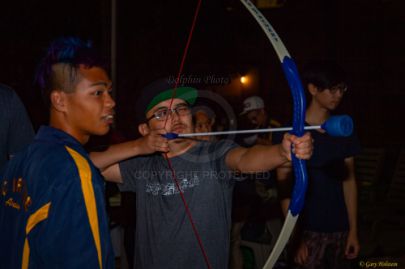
top-left (89, 81), bottom-right (112, 88)
top-left (152, 106), bottom-right (169, 113)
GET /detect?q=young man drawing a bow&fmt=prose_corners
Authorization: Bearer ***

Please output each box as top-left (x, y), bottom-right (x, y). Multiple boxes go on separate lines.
top-left (91, 78), bottom-right (313, 269)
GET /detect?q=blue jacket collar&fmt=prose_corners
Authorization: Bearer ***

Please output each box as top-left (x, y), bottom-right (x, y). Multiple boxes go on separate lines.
top-left (35, 126), bottom-right (83, 149)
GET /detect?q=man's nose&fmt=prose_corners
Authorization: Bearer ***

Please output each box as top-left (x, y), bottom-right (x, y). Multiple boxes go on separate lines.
top-left (105, 92), bottom-right (115, 108)
top-left (168, 109), bottom-right (180, 121)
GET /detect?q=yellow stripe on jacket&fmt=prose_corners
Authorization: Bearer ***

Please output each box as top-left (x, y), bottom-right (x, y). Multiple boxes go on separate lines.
top-left (66, 146), bottom-right (103, 269)
top-left (22, 202), bottom-right (51, 269)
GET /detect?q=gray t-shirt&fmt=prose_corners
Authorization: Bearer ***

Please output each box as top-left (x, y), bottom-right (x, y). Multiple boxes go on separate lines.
top-left (119, 139), bottom-right (238, 269)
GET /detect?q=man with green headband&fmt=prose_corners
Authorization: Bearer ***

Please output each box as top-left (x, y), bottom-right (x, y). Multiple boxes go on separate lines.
top-left (91, 78), bottom-right (313, 269)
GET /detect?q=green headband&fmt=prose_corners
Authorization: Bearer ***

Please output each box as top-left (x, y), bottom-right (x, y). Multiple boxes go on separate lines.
top-left (145, 87), bottom-right (198, 113)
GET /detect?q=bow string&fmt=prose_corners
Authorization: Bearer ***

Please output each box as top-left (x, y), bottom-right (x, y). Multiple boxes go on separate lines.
top-left (162, 0), bottom-right (213, 268)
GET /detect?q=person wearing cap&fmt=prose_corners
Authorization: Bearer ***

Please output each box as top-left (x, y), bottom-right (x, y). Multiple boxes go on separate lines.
top-left (239, 96), bottom-right (281, 146)
top-left (274, 61), bottom-right (360, 269)
top-left (0, 37), bottom-right (115, 269)
top-left (90, 78), bottom-right (314, 269)
top-left (230, 96), bottom-right (283, 269)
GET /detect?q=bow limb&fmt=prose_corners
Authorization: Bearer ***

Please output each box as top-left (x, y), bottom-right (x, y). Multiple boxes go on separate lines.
top-left (239, 1), bottom-right (308, 268)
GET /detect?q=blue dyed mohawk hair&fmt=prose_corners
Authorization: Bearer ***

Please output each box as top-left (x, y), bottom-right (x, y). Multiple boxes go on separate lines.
top-left (35, 36), bottom-right (107, 106)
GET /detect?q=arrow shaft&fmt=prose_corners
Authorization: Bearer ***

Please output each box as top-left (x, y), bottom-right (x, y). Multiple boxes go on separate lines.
top-left (178, 126), bottom-right (319, 138)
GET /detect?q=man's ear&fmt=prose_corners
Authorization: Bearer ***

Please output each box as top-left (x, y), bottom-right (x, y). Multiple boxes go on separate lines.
top-left (307, 83), bottom-right (319, 96)
top-left (138, 123), bottom-right (150, 136)
top-left (50, 90), bottom-right (67, 112)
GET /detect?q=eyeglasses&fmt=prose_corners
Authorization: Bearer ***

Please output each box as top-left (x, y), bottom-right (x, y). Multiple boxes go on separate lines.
top-left (146, 104), bottom-right (191, 121)
top-left (327, 84), bottom-right (348, 94)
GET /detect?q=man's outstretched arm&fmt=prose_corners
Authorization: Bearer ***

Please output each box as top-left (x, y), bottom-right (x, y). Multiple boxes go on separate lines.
top-left (90, 131), bottom-right (169, 182)
top-left (226, 132), bottom-right (313, 173)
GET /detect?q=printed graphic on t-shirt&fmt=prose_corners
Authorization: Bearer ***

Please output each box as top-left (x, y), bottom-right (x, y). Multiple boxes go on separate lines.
top-left (146, 176), bottom-right (200, 196)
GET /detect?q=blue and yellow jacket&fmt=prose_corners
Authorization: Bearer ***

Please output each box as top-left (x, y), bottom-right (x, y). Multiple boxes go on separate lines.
top-left (0, 126), bottom-right (114, 269)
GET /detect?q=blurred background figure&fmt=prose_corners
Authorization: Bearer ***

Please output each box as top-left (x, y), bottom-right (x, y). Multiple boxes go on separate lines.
top-left (239, 95), bottom-right (281, 146)
top-left (230, 95), bottom-right (285, 269)
top-left (0, 84), bottom-right (34, 170)
top-left (193, 106), bottom-right (216, 141)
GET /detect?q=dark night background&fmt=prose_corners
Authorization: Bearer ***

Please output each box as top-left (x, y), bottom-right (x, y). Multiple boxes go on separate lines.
top-left (2, 0), bottom-right (405, 145)
top-left (1, 0), bottom-right (405, 266)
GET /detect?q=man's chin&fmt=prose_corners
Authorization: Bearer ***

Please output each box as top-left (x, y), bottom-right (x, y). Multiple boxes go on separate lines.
top-left (93, 126), bottom-right (110, 136)
top-left (328, 104), bottom-right (339, 110)
top-left (169, 137), bottom-right (192, 145)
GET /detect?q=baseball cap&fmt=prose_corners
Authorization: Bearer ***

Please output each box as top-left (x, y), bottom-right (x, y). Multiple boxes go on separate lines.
top-left (240, 96), bottom-right (265, 115)
top-left (135, 78), bottom-right (198, 121)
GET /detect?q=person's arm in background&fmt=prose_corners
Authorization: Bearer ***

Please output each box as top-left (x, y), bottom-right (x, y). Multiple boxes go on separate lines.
top-left (343, 156), bottom-right (360, 259)
top-left (7, 87), bottom-right (34, 160)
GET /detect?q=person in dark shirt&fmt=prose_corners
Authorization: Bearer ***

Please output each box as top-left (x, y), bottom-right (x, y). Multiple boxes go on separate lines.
top-left (276, 61), bottom-right (361, 269)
